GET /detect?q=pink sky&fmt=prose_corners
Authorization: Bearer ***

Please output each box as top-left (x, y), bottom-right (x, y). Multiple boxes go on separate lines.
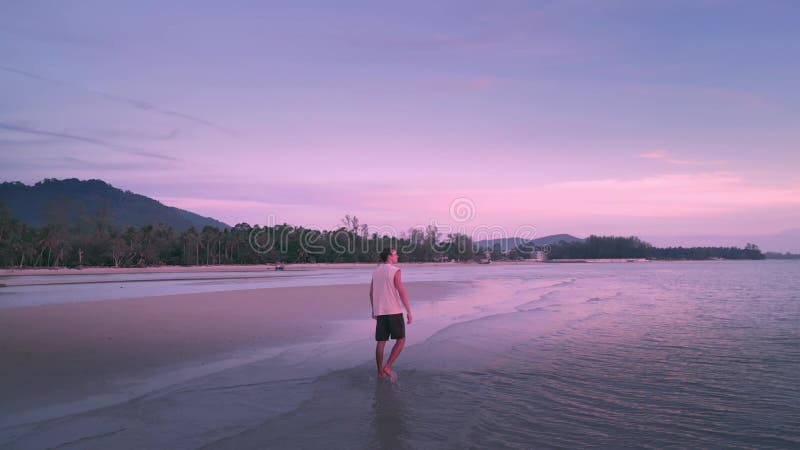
top-left (150, 169), bottom-right (800, 251)
top-left (1, 2), bottom-right (798, 251)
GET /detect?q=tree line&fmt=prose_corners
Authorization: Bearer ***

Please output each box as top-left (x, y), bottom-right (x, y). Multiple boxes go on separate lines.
top-left (0, 203), bottom-right (765, 268)
top-left (0, 208), bottom-right (483, 268)
top-left (513, 235), bottom-right (765, 260)
top-left (763, 252), bottom-right (800, 260)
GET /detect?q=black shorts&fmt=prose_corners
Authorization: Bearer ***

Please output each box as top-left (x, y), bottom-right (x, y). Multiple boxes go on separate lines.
top-left (375, 313), bottom-right (405, 341)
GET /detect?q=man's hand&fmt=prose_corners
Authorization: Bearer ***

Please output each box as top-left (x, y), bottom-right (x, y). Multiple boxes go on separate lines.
top-left (406, 312), bottom-right (413, 324)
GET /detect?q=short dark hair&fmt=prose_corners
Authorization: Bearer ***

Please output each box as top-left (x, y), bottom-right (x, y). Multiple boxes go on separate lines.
top-left (379, 247), bottom-right (395, 262)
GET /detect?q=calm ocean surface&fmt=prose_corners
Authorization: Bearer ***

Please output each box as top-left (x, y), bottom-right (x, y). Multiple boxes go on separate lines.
top-left (210, 261), bottom-right (800, 449)
top-left (2, 261), bottom-right (798, 449)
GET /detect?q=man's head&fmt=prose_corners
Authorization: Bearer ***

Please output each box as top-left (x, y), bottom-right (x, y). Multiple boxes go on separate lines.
top-left (380, 247), bottom-right (398, 264)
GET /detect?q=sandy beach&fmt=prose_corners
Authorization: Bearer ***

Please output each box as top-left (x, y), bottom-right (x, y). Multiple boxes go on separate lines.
top-left (0, 281), bottom-right (455, 425)
top-left (0, 260), bottom-right (551, 278)
top-left (0, 262), bottom-right (796, 449)
top-left (0, 263), bottom-right (378, 277)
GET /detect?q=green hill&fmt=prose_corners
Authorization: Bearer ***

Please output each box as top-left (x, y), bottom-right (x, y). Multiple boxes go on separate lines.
top-left (0, 178), bottom-right (229, 231)
top-left (476, 234), bottom-right (584, 252)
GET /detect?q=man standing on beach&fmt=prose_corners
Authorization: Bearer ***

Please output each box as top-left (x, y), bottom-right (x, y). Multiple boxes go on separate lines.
top-left (370, 247), bottom-right (412, 381)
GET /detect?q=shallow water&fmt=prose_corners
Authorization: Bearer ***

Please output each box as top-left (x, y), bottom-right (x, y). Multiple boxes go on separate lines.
top-left (210, 261), bottom-right (800, 449)
top-left (2, 261), bottom-right (798, 449)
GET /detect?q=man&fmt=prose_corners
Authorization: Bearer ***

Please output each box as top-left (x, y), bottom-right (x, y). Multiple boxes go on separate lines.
top-left (370, 247), bottom-right (412, 381)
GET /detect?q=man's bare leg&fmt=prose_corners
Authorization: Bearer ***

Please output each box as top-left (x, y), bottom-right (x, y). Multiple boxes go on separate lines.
top-left (376, 341), bottom-right (387, 377)
top-left (382, 338), bottom-right (405, 380)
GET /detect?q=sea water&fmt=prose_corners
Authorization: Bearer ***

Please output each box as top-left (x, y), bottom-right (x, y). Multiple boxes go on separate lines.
top-left (1, 261), bottom-right (798, 449)
top-left (208, 261), bottom-right (800, 449)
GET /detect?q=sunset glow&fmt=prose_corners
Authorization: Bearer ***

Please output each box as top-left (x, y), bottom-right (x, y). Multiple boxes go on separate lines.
top-left (1, 1), bottom-right (798, 250)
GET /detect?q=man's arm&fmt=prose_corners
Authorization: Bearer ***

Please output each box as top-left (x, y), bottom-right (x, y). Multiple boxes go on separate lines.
top-left (370, 277), bottom-right (375, 319)
top-left (393, 269), bottom-right (412, 324)
top-left (369, 280), bottom-right (375, 319)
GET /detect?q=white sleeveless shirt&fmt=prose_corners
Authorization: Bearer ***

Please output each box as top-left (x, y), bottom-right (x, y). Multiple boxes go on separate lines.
top-left (371, 264), bottom-right (404, 316)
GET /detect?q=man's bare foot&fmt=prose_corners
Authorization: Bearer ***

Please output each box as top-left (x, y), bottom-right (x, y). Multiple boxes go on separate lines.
top-left (377, 369), bottom-right (385, 378)
top-left (382, 367), bottom-right (397, 382)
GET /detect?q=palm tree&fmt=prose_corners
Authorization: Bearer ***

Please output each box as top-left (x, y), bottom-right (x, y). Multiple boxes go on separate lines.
top-left (181, 227), bottom-right (200, 265)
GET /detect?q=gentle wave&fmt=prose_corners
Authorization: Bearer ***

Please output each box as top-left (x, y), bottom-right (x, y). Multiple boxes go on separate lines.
top-left (210, 261), bottom-right (800, 449)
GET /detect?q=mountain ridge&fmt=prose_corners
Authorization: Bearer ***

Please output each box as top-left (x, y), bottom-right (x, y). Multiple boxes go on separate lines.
top-left (476, 234), bottom-right (584, 252)
top-left (0, 178), bottom-right (229, 231)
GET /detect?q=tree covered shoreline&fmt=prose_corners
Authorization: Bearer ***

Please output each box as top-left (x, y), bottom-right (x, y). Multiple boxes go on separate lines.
top-left (0, 205), bottom-right (765, 268)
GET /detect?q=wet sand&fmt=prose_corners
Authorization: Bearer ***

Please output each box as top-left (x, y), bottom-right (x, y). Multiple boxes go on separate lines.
top-left (0, 260), bottom-right (547, 278)
top-left (0, 281), bottom-right (454, 421)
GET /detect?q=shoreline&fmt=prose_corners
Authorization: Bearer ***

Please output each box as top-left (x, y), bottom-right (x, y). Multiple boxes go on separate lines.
top-left (0, 262), bottom-right (450, 277)
top-left (0, 280), bottom-right (460, 427)
top-left (0, 261), bottom-right (534, 277)
top-left (0, 258), bottom-right (743, 278)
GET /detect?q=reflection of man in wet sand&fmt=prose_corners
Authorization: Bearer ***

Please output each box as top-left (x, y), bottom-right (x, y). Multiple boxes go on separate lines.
top-left (370, 248), bottom-right (412, 381)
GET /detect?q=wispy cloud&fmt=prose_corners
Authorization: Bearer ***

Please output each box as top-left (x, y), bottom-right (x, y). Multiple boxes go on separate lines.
top-left (63, 127), bottom-right (180, 142)
top-left (359, 33), bottom-right (499, 53)
top-left (0, 122), bottom-right (179, 161)
top-left (0, 22), bottom-right (103, 48)
top-left (0, 65), bottom-right (236, 135)
top-left (335, 5), bottom-right (582, 61)
top-left (635, 150), bottom-right (727, 166)
top-left (357, 172), bottom-right (800, 222)
top-left (460, 78), bottom-right (496, 90)
top-left (637, 150), bottom-right (670, 159)
top-left (131, 172), bottom-right (800, 234)
top-left (0, 137), bottom-right (65, 147)
top-left (94, 90), bottom-right (236, 136)
top-left (61, 156), bottom-right (173, 170)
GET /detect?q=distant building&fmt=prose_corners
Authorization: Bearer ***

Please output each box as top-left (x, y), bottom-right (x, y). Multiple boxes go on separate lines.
top-left (433, 253), bottom-right (451, 263)
top-left (534, 250), bottom-right (546, 261)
